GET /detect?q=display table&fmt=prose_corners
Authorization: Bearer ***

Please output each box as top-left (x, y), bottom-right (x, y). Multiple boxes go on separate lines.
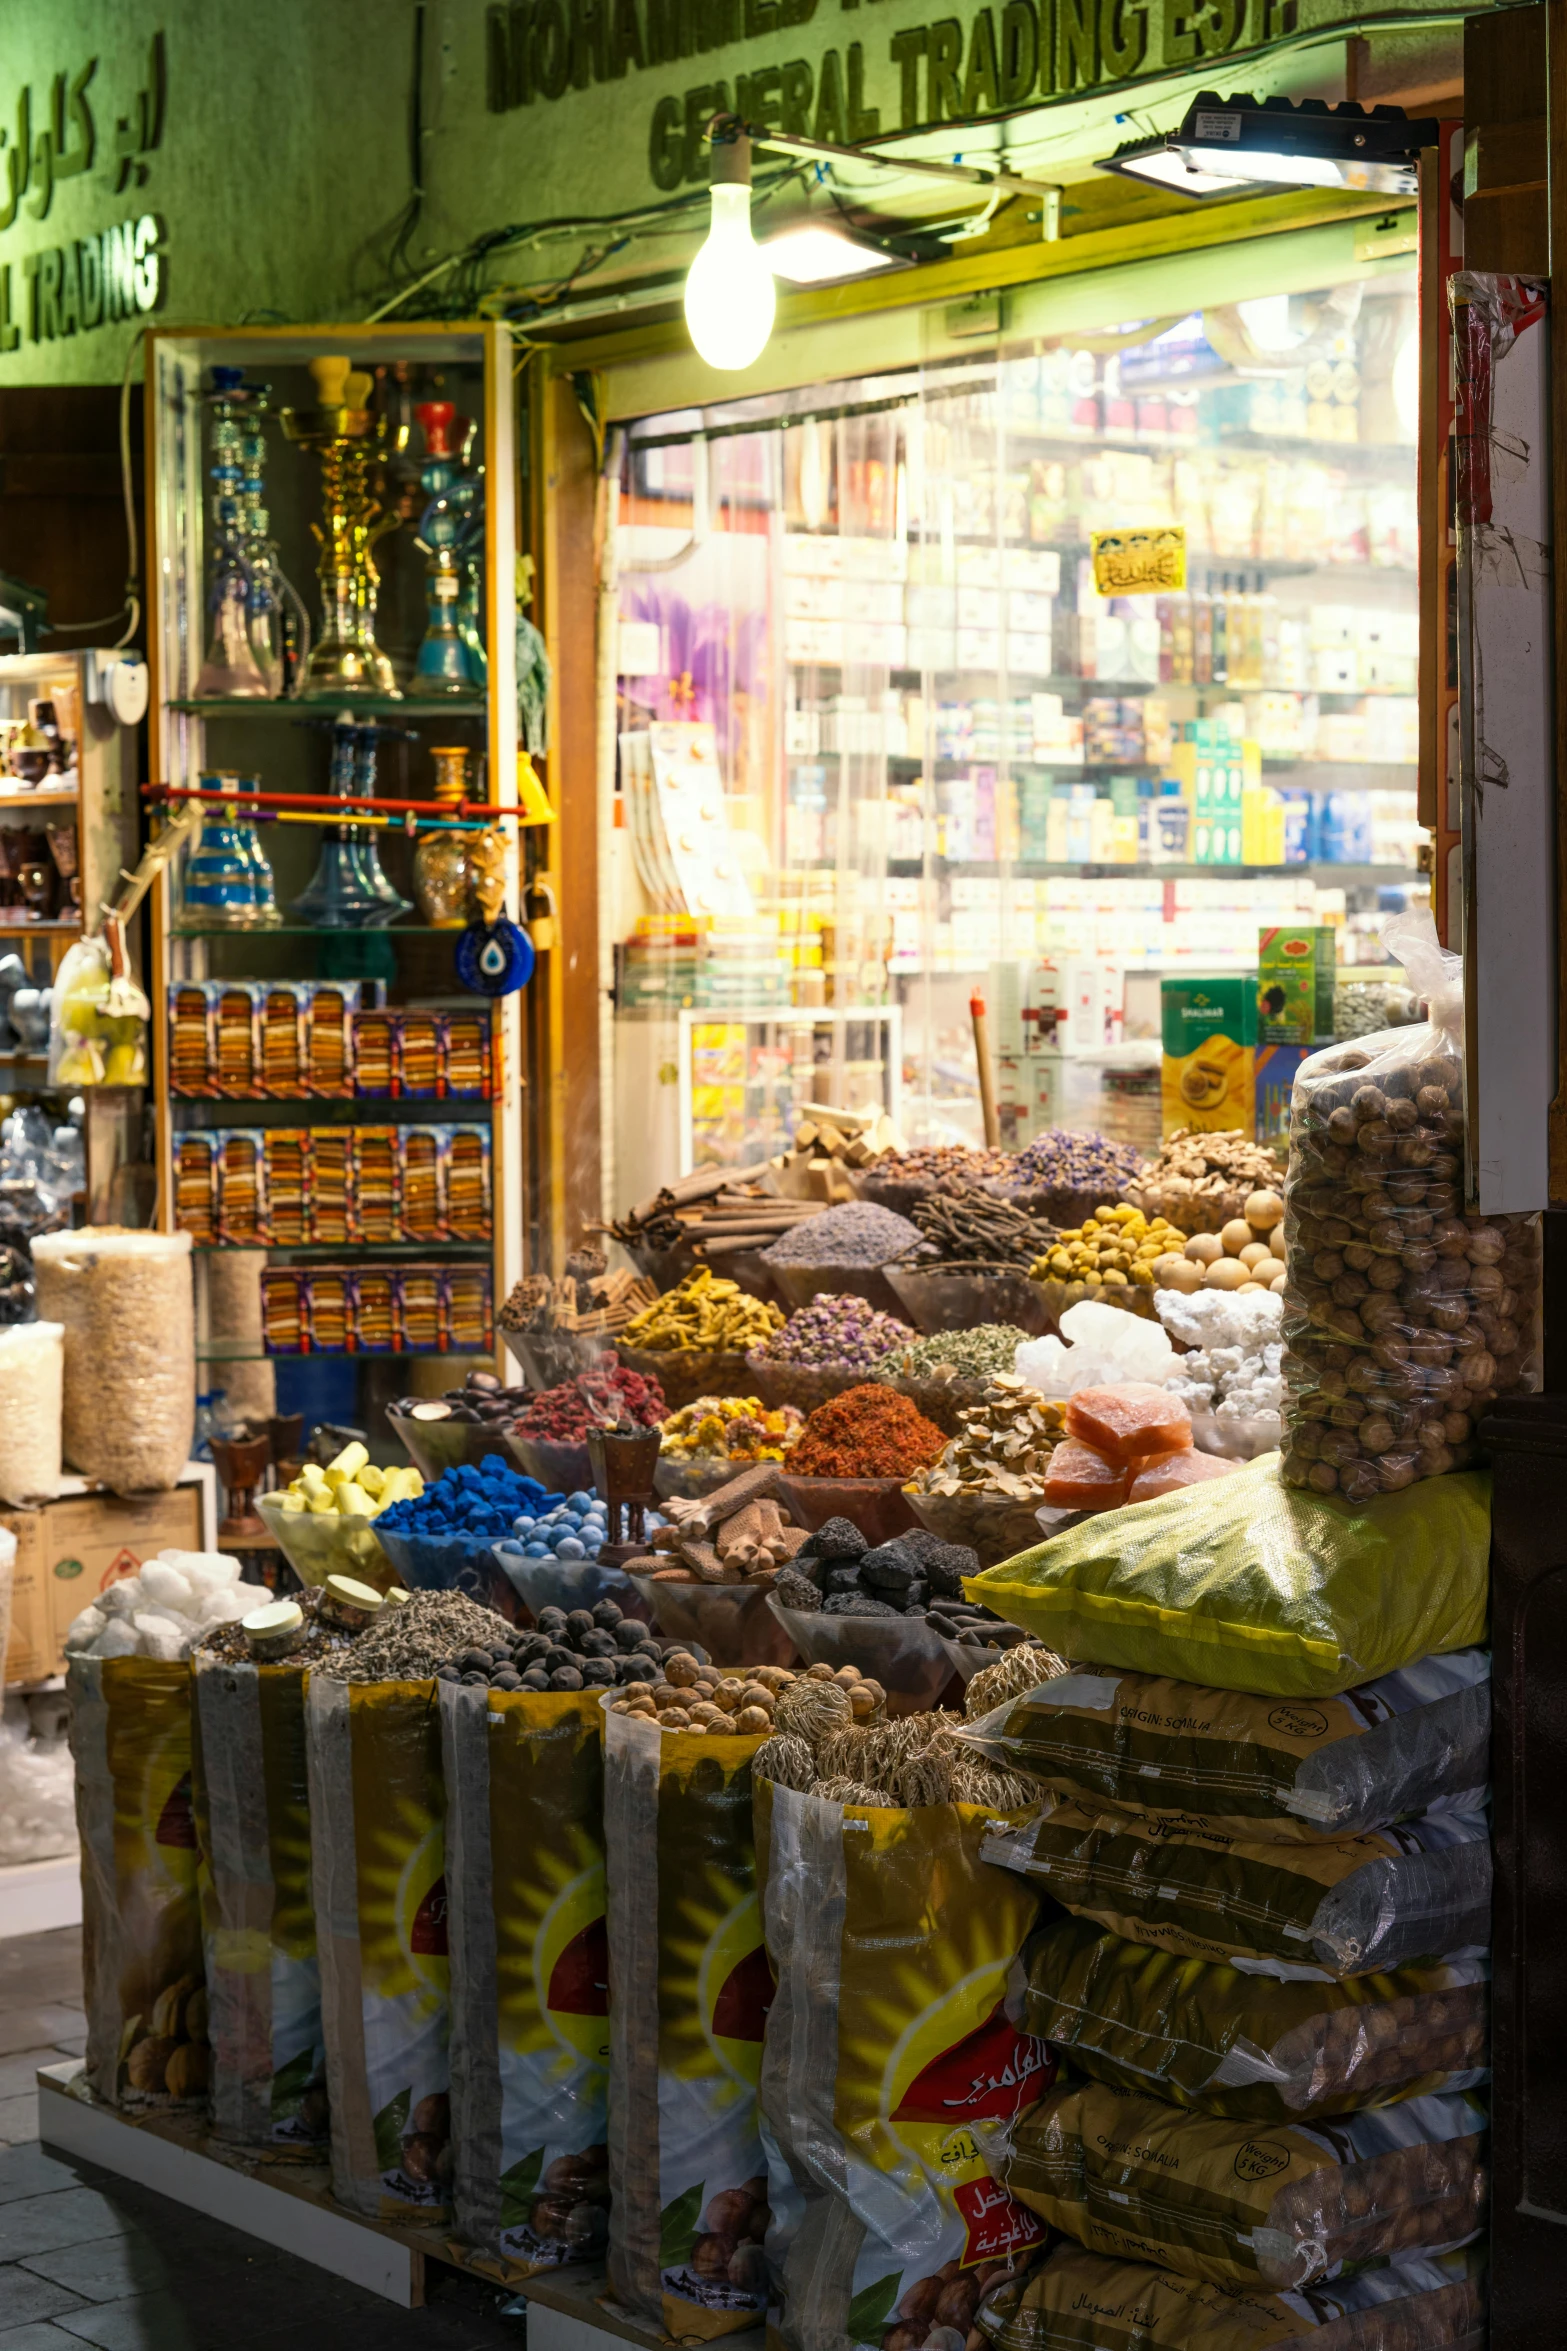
top-left (37, 2061), bottom-right (745, 2341)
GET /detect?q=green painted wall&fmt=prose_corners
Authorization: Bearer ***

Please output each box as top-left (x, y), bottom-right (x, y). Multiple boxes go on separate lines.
top-left (0, 0), bottom-right (1495, 384)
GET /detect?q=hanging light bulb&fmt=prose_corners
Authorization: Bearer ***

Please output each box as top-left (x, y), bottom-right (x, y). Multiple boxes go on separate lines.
top-left (684, 120), bottom-right (776, 372)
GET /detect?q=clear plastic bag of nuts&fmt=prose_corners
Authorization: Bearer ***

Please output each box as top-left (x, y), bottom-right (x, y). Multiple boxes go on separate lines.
top-left (1281, 912), bottom-right (1540, 1501)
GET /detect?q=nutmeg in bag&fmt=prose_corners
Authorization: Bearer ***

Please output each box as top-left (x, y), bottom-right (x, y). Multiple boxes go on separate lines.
top-left (1280, 908), bottom-right (1539, 1498)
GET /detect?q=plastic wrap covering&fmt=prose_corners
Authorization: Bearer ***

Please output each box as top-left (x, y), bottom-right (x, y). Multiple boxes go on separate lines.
top-left (981, 2079), bottom-right (1485, 2290)
top-left (974, 2244), bottom-right (1486, 2351)
top-left (440, 1682), bottom-right (610, 2275)
top-left (1008, 1916), bottom-right (1489, 2123)
top-left (961, 1653), bottom-right (1490, 1841)
top-left (603, 1700), bottom-right (772, 2339)
top-left (1280, 910), bottom-right (1539, 1501)
top-left (967, 1453), bottom-right (1489, 1699)
top-left (67, 1655), bottom-right (207, 2107)
top-left (191, 1656), bottom-right (326, 2149)
top-left (0, 1323), bottom-right (62, 1502)
top-left (983, 1797), bottom-right (1491, 1979)
top-left (304, 1675), bottom-right (451, 2222)
top-left (32, 1229), bottom-right (195, 1494)
top-left (0, 1688), bottom-right (76, 1865)
top-left (757, 1777), bottom-right (1051, 2351)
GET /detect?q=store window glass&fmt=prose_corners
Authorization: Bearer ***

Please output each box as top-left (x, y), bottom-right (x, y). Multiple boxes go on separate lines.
top-left (609, 264), bottom-right (1421, 1205)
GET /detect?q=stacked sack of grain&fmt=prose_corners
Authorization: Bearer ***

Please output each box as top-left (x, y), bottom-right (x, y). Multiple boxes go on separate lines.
top-left (960, 1453), bottom-right (1493, 2350)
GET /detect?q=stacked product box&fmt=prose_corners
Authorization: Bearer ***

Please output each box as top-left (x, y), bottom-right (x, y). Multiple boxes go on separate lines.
top-left (173, 1125), bottom-right (493, 1244)
top-left (168, 983), bottom-right (491, 1099)
top-left (259, 1263), bottom-right (493, 1355)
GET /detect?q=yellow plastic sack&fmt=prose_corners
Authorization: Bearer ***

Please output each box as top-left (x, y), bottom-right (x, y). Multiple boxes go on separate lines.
top-left (69, 1656), bottom-right (208, 2108)
top-left (966, 1455), bottom-right (1489, 1698)
top-left (757, 1781), bottom-right (1052, 2351)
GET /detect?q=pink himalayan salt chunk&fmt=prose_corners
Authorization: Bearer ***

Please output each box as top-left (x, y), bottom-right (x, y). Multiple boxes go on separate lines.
top-left (1043, 1439), bottom-right (1130, 1513)
top-left (1065, 1383), bottom-right (1193, 1465)
top-left (1127, 1448), bottom-right (1240, 1505)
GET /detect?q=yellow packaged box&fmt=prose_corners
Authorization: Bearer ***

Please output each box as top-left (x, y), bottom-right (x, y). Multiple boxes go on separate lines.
top-left (1160, 978), bottom-right (1256, 1137)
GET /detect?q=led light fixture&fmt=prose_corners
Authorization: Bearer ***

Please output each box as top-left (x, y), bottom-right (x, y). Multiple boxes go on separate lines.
top-left (1096, 133), bottom-right (1259, 200)
top-left (684, 122), bottom-right (776, 372)
top-left (761, 224), bottom-right (901, 286)
top-left (1169, 93), bottom-right (1439, 196)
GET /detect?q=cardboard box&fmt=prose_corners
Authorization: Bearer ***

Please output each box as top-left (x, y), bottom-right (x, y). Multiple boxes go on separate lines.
top-left (1162, 977), bottom-right (1257, 1137)
top-left (1258, 925), bottom-right (1337, 1044)
top-left (1256, 1042), bottom-right (1312, 1147)
top-left (2, 1485), bottom-right (204, 1686)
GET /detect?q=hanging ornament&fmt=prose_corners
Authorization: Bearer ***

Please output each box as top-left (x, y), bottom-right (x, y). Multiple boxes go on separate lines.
top-left (456, 917), bottom-right (534, 996)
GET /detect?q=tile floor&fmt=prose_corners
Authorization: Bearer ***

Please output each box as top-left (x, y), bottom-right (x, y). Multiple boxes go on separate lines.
top-left (0, 1926), bottom-right (520, 2348)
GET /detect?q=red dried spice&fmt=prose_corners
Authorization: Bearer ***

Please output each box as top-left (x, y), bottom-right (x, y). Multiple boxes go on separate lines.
top-left (512, 1361), bottom-right (666, 1441)
top-left (788, 1384), bottom-right (947, 1479)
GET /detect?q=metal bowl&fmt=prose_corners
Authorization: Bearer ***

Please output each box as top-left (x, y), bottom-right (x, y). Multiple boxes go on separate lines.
top-left (884, 1265), bottom-right (1056, 1339)
top-left (490, 1544), bottom-right (654, 1623)
top-left (507, 1433), bottom-right (594, 1497)
top-left (615, 1344), bottom-right (754, 1414)
top-left (386, 1408), bottom-right (532, 1483)
top-left (766, 1598), bottom-right (959, 1715)
top-left (255, 1494), bottom-right (397, 1593)
top-left (773, 1474), bottom-right (920, 1548)
top-left (624, 1573), bottom-right (797, 1669)
top-left (374, 1525), bottom-right (528, 1623)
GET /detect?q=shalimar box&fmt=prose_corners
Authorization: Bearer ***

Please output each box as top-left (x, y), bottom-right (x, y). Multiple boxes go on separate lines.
top-left (1258, 925), bottom-right (1337, 1044)
top-left (1161, 977), bottom-right (1257, 1138)
top-left (0, 1486), bottom-right (202, 1685)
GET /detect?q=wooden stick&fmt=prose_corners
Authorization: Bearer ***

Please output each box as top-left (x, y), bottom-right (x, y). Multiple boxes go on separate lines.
top-left (970, 988), bottom-right (1001, 1150)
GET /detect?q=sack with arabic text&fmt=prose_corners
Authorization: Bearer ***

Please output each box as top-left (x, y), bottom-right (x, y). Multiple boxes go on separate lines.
top-left (983, 1795), bottom-right (1491, 1978)
top-left (306, 1674), bottom-right (450, 2222)
top-left (69, 1656), bottom-right (208, 2109)
top-left (441, 1682), bottom-right (609, 2276)
top-left (191, 1654), bottom-right (327, 2149)
top-left (1008, 1914), bottom-right (1489, 2123)
top-left (974, 2244), bottom-right (1486, 2351)
top-left (757, 1778), bottom-right (1053, 2351)
top-left (980, 2076), bottom-right (1487, 2291)
top-left (960, 1652), bottom-right (1490, 1842)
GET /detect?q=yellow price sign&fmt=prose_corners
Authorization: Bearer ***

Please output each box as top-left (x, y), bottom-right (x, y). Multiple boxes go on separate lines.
top-left (1090, 526), bottom-right (1187, 596)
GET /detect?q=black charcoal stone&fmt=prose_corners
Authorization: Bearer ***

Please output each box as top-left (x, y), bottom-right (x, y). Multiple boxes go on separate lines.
top-left (823, 1592), bottom-right (900, 1617)
top-left (802, 1516), bottom-right (867, 1562)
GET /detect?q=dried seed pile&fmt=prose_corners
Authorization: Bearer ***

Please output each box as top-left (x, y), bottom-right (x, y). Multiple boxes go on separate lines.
top-left (907, 1191), bottom-right (1057, 1268)
top-left (192, 1587), bottom-right (358, 1665)
top-left (325, 1589), bottom-right (515, 1682)
top-left (755, 1701), bottom-right (1036, 1810)
top-left (1131, 1128), bottom-right (1286, 1236)
top-left (751, 1293), bottom-right (913, 1372)
top-left (761, 1200), bottom-right (922, 1268)
top-left (787, 1384), bottom-right (947, 1478)
top-left (912, 1376), bottom-right (1067, 1503)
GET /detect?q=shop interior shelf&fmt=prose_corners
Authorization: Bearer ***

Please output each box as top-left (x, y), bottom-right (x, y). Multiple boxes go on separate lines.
top-left (169, 696), bottom-right (487, 719)
top-left (192, 1239), bottom-right (492, 1254)
top-left (0, 787), bottom-right (80, 809)
top-left (168, 919), bottom-right (463, 938)
top-left (881, 859), bottom-right (1415, 882)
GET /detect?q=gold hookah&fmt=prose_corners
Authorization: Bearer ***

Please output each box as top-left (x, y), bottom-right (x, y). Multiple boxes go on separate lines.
top-left (280, 355), bottom-right (408, 697)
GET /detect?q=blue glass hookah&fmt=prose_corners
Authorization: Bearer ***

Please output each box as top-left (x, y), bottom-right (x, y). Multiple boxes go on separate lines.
top-left (409, 399), bottom-right (486, 696)
top-left (194, 366), bottom-right (310, 699)
top-left (289, 716), bottom-right (411, 928)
